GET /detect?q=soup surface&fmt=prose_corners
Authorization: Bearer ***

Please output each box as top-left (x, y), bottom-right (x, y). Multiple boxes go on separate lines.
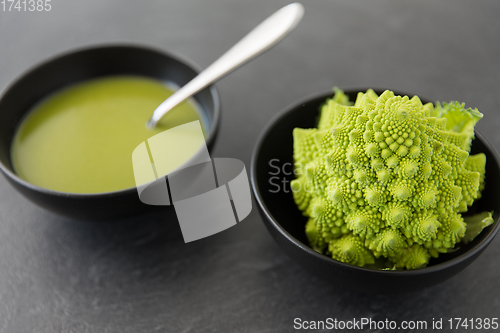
top-left (11, 75), bottom-right (205, 194)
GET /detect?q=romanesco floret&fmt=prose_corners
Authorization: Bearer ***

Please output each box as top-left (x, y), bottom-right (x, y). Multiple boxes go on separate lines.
top-left (292, 89), bottom-right (488, 270)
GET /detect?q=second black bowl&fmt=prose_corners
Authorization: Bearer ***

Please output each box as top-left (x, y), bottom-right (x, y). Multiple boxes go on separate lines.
top-left (251, 89), bottom-right (500, 293)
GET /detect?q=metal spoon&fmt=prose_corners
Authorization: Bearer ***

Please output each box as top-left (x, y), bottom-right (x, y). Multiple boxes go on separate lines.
top-left (146, 3), bottom-right (304, 129)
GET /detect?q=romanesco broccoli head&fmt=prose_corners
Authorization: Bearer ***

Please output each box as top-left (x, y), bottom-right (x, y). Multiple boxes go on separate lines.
top-left (292, 89), bottom-right (490, 270)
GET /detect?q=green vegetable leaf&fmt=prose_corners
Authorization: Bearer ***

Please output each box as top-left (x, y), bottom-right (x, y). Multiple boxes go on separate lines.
top-left (462, 211), bottom-right (494, 244)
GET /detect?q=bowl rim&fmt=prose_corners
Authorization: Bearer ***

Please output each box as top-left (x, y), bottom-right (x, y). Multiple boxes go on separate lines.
top-left (250, 88), bottom-right (500, 275)
top-left (0, 43), bottom-right (221, 198)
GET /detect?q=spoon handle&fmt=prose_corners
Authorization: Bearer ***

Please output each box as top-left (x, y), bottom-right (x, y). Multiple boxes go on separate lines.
top-left (147, 3), bottom-right (304, 129)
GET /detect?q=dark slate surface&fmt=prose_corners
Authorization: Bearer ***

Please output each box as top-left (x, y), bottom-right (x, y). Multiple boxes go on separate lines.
top-left (1, 1), bottom-right (499, 332)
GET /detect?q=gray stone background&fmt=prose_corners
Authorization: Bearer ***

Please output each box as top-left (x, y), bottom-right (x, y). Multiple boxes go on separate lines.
top-left (0, 1), bottom-right (499, 332)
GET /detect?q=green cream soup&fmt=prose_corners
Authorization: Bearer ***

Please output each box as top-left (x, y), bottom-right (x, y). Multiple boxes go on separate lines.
top-left (11, 76), bottom-right (205, 194)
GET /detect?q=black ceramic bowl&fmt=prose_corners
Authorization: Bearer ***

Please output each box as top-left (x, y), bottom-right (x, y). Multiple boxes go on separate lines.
top-left (251, 89), bottom-right (500, 293)
top-left (0, 45), bottom-right (220, 220)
